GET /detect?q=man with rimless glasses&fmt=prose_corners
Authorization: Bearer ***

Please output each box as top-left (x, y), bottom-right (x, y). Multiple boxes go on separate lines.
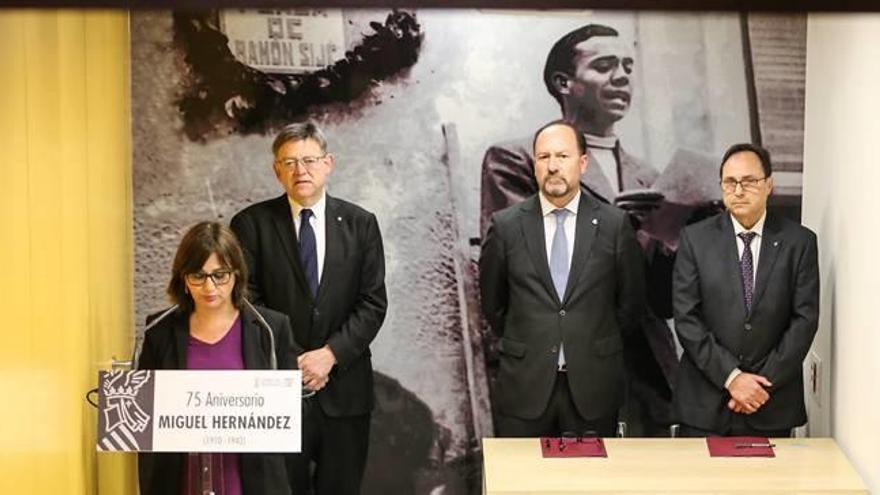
top-left (672, 143), bottom-right (819, 438)
top-left (231, 122), bottom-right (387, 494)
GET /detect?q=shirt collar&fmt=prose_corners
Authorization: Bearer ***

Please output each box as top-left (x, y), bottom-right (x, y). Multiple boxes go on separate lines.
top-left (731, 210), bottom-right (767, 238)
top-left (288, 191), bottom-right (327, 221)
top-left (539, 190), bottom-right (581, 218)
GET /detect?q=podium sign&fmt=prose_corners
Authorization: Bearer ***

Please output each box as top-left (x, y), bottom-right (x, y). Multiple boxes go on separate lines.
top-left (97, 370), bottom-right (301, 453)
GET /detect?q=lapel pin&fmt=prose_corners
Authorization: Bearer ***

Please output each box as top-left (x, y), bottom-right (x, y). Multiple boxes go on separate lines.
top-left (592, 218), bottom-right (598, 226)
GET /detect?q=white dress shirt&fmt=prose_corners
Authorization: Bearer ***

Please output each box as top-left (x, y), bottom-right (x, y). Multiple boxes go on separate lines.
top-left (288, 192), bottom-right (327, 283)
top-left (725, 210), bottom-right (767, 388)
top-left (731, 211), bottom-right (766, 285)
top-left (538, 191), bottom-right (580, 369)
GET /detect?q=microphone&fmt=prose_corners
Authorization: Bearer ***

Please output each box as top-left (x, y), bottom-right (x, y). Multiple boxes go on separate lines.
top-left (243, 300), bottom-right (277, 370)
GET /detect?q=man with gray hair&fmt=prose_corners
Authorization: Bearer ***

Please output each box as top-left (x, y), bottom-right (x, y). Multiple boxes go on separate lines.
top-left (232, 121), bottom-right (387, 494)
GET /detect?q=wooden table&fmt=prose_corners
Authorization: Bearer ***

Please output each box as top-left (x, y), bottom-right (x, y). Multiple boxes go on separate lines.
top-left (482, 438), bottom-right (867, 494)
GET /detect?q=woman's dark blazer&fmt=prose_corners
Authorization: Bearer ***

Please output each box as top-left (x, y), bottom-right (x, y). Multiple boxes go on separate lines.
top-left (137, 303), bottom-right (299, 495)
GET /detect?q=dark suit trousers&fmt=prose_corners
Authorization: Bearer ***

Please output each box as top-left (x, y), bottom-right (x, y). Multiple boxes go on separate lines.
top-left (678, 419), bottom-right (792, 439)
top-left (287, 398), bottom-right (371, 495)
top-left (495, 372), bottom-right (618, 438)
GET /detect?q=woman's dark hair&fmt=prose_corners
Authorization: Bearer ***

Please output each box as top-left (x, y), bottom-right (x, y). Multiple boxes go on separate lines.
top-left (167, 221), bottom-right (249, 313)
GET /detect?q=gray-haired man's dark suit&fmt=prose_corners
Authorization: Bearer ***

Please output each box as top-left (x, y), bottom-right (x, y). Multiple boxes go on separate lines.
top-left (231, 194), bottom-right (387, 495)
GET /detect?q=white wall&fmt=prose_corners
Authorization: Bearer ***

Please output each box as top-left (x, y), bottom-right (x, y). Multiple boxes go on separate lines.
top-left (802, 13), bottom-right (880, 492)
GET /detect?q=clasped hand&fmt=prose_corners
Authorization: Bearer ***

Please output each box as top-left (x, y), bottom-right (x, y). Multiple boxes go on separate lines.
top-left (727, 372), bottom-right (773, 414)
top-left (298, 345), bottom-right (336, 391)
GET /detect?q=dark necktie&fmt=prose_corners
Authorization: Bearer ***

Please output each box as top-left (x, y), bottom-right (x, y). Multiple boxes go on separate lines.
top-left (299, 209), bottom-right (318, 298)
top-left (738, 232), bottom-right (757, 311)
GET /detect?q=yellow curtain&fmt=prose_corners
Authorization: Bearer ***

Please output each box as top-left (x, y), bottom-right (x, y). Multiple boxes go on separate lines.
top-left (0, 9), bottom-right (135, 494)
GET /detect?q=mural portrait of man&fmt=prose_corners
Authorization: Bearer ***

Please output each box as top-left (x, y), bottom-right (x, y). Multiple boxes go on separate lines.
top-left (132, 9), bottom-right (805, 493)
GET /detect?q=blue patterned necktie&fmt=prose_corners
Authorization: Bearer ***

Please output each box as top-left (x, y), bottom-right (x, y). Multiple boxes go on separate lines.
top-left (738, 232), bottom-right (757, 311)
top-left (299, 209), bottom-right (318, 298)
top-left (550, 209), bottom-right (569, 369)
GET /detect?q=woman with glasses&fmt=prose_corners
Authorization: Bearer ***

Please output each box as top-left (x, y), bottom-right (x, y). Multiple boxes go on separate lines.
top-left (137, 221), bottom-right (297, 495)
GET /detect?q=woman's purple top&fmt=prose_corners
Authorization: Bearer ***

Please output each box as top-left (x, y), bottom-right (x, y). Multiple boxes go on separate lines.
top-left (182, 315), bottom-right (244, 495)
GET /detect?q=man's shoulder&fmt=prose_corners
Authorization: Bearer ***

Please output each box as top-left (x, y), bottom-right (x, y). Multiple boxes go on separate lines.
top-left (589, 194), bottom-right (629, 223)
top-left (681, 212), bottom-right (726, 240)
top-left (231, 195), bottom-right (285, 221)
top-left (484, 135), bottom-right (533, 163)
top-left (327, 195), bottom-right (376, 221)
top-left (491, 194), bottom-right (537, 224)
top-left (772, 213), bottom-right (817, 244)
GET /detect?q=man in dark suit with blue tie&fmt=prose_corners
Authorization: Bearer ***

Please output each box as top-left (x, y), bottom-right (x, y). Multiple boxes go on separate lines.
top-left (479, 120), bottom-right (646, 437)
top-left (673, 143), bottom-right (819, 437)
top-left (231, 122), bottom-right (387, 494)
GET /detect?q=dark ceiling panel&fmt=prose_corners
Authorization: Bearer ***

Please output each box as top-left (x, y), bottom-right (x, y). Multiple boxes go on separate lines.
top-left (4, 0), bottom-right (879, 12)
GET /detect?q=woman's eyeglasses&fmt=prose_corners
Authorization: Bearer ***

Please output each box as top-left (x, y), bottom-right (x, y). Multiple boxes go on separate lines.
top-left (185, 269), bottom-right (233, 286)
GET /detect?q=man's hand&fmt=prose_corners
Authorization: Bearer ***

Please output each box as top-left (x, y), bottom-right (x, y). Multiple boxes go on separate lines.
top-left (298, 345), bottom-right (337, 391)
top-left (728, 398), bottom-right (754, 414)
top-left (726, 373), bottom-right (772, 414)
top-left (614, 188), bottom-right (664, 230)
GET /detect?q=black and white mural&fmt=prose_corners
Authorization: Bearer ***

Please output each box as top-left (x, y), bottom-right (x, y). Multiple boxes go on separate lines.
top-left (132, 9), bottom-right (805, 493)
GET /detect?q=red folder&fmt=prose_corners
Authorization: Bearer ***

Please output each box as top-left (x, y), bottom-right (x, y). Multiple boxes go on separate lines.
top-left (540, 437), bottom-right (607, 458)
top-left (706, 436), bottom-right (775, 457)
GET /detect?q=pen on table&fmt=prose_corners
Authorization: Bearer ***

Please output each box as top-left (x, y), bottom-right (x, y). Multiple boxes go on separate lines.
top-left (734, 443), bottom-right (775, 448)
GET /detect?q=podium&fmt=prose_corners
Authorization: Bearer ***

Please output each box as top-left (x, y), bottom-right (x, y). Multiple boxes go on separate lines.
top-left (482, 438), bottom-right (868, 494)
top-left (96, 369), bottom-right (302, 495)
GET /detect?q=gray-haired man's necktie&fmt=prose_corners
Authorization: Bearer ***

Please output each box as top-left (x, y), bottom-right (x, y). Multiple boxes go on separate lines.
top-left (299, 209), bottom-right (318, 298)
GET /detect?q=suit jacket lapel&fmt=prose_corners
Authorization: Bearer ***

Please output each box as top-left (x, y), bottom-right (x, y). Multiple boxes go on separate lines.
top-left (268, 194), bottom-right (311, 300)
top-left (719, 214), bottom-right (748, 315)
top-left (172, 311), bottom-right (189, 369)
top-left (317, 196), bottom-right (343, 305)
top-left (564, 194), bottom-right (599, 303)
top-left (618, 148), bottom-right (637, 190)
top-left (519, 197), bottom-right (559, 304)
top-left (618, 147), bottom-right (651, 190)
top-left (751, 213), bottom-right (782, 313)
top-left (580, 149), bottom-right (616, 203)
top-left (240, 307), bottom-right (266, 369)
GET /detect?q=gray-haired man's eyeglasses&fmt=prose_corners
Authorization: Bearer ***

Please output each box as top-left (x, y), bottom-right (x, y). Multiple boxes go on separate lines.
top-left (276, 155), bottom-right (327, 170)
